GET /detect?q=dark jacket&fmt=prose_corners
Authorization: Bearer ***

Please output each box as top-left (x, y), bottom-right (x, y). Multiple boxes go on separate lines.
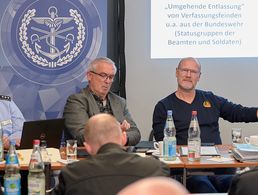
top-left (228, 168), bottom-right (258, 195)
top-left (53, 143), bottom-right (170, 195)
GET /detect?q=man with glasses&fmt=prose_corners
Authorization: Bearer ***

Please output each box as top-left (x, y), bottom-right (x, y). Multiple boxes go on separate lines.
top-left (152, 57), bottom-right (258, 193)
top-left (63, 57), bottom-right (141, 146)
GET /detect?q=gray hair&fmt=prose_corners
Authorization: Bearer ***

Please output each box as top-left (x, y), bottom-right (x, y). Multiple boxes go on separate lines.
top-left (87, 57), bottom-right (117, 74)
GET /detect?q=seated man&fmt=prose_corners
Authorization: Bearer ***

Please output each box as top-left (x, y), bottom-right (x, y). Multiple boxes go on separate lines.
top-left (0, 95), bottom-right (25, 149)
top-left (153, 57), bottom-right (258, 193)
top-left (63, 57), bottom-right (140, 146)
top-left (118, 176), bottom-right (188, 195)
top-left (228, 168), bottom-right (258, 195)
top-left (53, 114), bottom-right (169, 195)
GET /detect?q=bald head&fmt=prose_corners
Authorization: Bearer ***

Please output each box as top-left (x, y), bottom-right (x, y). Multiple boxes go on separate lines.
top-left (118, 177), bottom-right (188, 195)
top-left (84, 114), bottom-right (126, 154)
top-left (178, 57), bottom-right (201, 72)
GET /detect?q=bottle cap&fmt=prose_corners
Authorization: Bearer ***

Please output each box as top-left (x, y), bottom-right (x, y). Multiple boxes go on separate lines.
top-left (192, 110), bottom-right (197, 115)
top-left (33, 139), bottom-right (40, 145)
top-left (9, 140), bottom-right (16, 146)
top-left (40, 140), bottom-right (47, 147)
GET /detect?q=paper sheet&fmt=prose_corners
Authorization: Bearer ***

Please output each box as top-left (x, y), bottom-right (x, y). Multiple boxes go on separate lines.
top-left (159, 157), bottom-right (182, 164)
top-left (207, 156), bottom-right (234, 163)
top-left (17, 148), bottom-right (61, 165)
top-left (180, 146), bottom-right (219, 156)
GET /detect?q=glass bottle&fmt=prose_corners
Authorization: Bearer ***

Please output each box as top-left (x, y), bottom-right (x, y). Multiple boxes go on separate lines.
top-left (187, 110), bottom-right (201, 162)
top-left (28, 139), bottom-right (45, 195)
top-left (4, 140), bottom-right (21, 195)
top-left (40, 140), bottom-right (51, 193)
top-left (163, 110), bottom-right (177, 161)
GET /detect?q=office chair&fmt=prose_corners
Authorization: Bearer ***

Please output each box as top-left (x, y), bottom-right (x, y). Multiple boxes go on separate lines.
top-left (149, 129), bottom-right (154, 141)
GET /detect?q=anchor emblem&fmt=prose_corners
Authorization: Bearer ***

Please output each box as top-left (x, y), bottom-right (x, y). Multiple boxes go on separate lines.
top-left (31, 6), bottom-right (74, 60)
top-left (19, 6), bottom-right (86, 68)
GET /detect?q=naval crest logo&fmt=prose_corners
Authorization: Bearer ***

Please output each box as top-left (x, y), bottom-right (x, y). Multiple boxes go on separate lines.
top-left (19, 6), bottom-right (86, 68)
top-left (1, 0), bottom-right (102, 85)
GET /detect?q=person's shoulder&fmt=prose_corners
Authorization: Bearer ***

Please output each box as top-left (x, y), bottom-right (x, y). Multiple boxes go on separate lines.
top-left (238, 168), bottom-right (258, 179)
top-left (0, 95), bottom-right (11, 101)
top-left (136, 156), bottom-right (168, 172)
top-left (134, 154), bottom-right (163, 166)
top-left (197, 89), bottom-right (225, 100)
top-left (67, 88), bottom-right (90, 99)
top-left (108, 91), bottom-right (125, 101)
top-left (196, 89), bottom-right (214, 95)
top-left (196, 89), bottom-right (218, 98)
top-left (63, 158), bottom-right (88, 172)
top-left (158, 93), bottom-right (176, 104)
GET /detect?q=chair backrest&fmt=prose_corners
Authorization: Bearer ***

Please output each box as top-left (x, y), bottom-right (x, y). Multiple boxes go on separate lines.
top-left (149, 129), bottom-right (154, 141)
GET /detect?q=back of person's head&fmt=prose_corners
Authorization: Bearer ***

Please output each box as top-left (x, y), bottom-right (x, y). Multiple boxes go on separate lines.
top-left (84, 113), bottom-right (126, 154)
top-left (117, 177), bottom-right (189, 195)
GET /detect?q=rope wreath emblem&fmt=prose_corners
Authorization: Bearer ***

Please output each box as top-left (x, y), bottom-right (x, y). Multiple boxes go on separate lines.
top-left (19, 8), bottom-right (86, 68)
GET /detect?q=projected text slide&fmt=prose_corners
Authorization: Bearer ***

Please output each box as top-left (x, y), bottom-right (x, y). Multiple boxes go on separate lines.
top-left (151, 0), bottom-right (258, 58)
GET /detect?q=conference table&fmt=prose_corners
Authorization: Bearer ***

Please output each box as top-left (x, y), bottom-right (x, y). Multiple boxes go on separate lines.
top-left (1, 144), bottom-right (257, 169)
top-left (163, 145), bottom-right (258, 186)
top-left (1, 145), bottom-right (258, 188)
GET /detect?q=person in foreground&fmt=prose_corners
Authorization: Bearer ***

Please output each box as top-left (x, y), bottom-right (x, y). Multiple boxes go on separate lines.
top-left (153, 57), bottom-right (258, 193)
top-left (53, 113), bottom-right (170, 195)
top-left (228, 167), bottom-right (258, 195)
top-left (117, 176), bottom-right (188, 195)
top-left (0, 95), bottom-right (25, 149)
top-left (63, 57), bottom-right (140, 146)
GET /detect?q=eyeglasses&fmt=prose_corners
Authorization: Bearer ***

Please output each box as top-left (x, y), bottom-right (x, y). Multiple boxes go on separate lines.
top-left (178, 68), bottom-right (200, 75)
top-left (90, 71), bottom-right (115, 81)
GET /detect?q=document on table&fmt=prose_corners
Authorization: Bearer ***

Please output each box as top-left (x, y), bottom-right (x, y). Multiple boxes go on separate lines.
top-left (159, 157), bottom-right (182, 164)
top-left (17, 148), bottom-right (61, 164)
top-left (180, 146), bottom-right (219, 156)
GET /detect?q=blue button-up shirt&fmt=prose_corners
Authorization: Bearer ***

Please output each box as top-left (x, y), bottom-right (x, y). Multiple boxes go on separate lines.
top-left (0, 96), bottom-right (25, 140)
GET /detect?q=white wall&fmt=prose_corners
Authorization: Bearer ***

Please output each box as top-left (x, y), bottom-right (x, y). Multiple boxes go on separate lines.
top-left (124, 0), bottom-right (258, 144)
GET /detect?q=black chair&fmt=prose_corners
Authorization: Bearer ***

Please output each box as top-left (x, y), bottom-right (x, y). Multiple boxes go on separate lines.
top-left (148, 129), bottom-right (154, 141)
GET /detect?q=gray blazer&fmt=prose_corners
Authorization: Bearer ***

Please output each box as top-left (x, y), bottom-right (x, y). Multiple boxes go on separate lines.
top-left (63, 87), bottom-right (141, 145)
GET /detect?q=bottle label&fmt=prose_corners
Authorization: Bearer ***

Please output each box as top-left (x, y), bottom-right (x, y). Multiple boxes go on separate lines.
top-left (0, 141), bottom-right (3, 161)
top-left (163, 137), bottom-right (176, 161)
top-left (6, 154), bottom-right (19, 165)
top-left (4, 177), bottom-right (21, 195)
top-left (188, 140), bottom-right (201, 161)
top-left (168, 142), bottom-right (176, 157)
top-left (28, 177), bottom-right (45, 194)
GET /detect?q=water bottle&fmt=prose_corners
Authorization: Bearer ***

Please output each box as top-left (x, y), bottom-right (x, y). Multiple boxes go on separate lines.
top-left (0, 123), bottom-right (4, 162)
top-left (4, 140), bottom-right (21, 195)
top-left (187, 110), bottom-right (201, 162)
top-left (28, 139), bottom-right (45, 195)
top-left (40, 140), bottom-right (51, 194)
top-left (163, 110), bottom-right (177, 161)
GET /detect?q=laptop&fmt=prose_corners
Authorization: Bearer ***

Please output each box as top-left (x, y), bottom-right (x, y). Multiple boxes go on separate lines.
top-left (19, 118), bottom-right (65, 149)
top-left (134, 141), bottom-right (155, 153)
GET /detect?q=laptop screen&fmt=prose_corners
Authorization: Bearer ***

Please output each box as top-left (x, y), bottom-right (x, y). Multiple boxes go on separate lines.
top-left (19, 118), bottom-right (65, 149)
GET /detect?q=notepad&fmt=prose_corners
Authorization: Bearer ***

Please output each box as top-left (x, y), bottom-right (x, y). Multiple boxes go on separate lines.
top-left (180, 146), bottom-right (219, 156)
top-left (232, 148), bottom-right (258, 162)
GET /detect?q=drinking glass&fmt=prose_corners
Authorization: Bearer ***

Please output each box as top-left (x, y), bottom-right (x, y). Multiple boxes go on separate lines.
top-left (59, 142), bottom-right (67, 159)
top-left (66, 140), bottom-right (77, 163)
top-left (232, 128), bottom-right (242, 144)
